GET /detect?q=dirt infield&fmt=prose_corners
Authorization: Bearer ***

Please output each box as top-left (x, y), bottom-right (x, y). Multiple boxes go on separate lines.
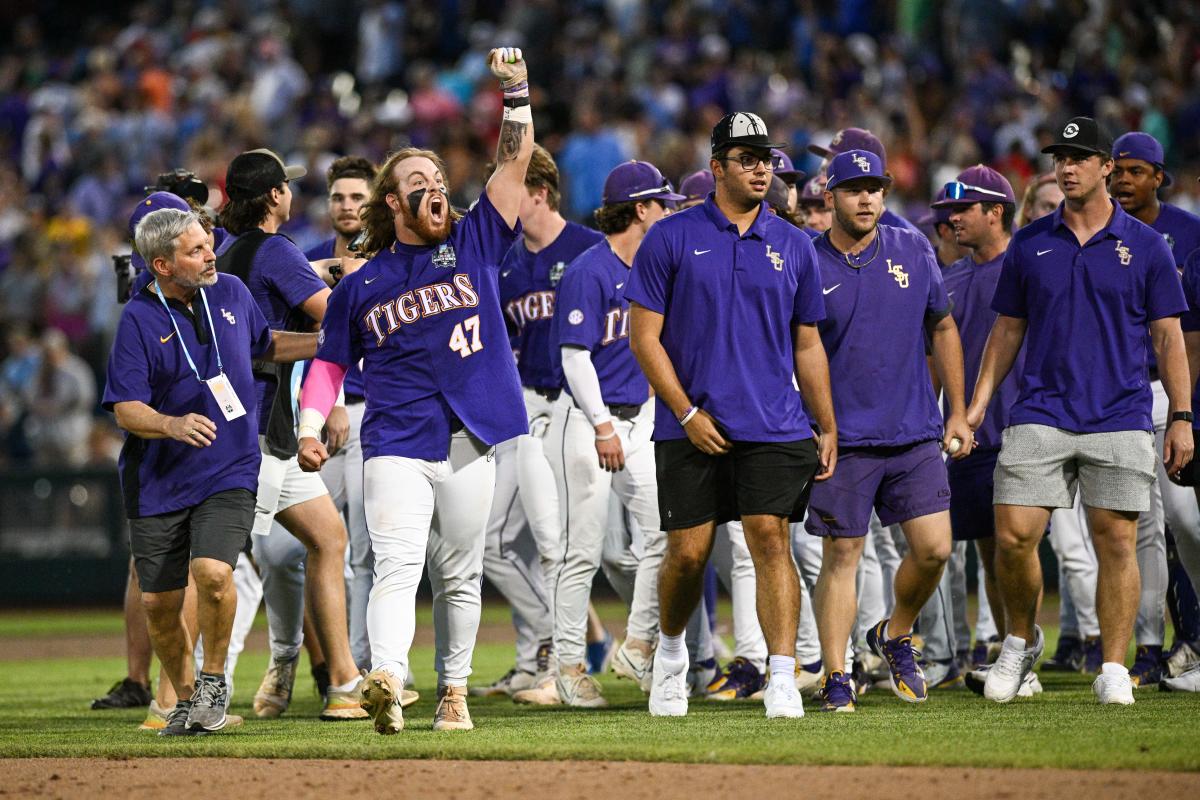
top-left (3, 758), bottom-right (1197, 799)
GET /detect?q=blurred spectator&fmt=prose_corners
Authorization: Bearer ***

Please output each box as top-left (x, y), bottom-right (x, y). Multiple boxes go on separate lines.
top-left (22, 328), bottom-right (95, 468)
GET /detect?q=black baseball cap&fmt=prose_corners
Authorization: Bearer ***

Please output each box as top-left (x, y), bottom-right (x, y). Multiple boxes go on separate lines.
top-left (1041, 116), bottom-right (1113, 158)
top-left (711, 112), bottom-right (787, 155)
top-left (225, 148), bottom-right (307, 200)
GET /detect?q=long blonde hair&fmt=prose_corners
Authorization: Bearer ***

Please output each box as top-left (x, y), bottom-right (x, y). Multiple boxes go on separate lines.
top-left (358, 147), bottom-right (462, 256)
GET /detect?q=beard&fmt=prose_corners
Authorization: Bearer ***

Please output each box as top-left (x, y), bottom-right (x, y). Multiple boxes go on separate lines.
top-left (834, 205), bottom-right (879, 240)
top-left (176, 261), bottom-right (218, 289)
top-left (399, 189), bottom-right (452, 244)
top-left (333, 217), bottom-right (362, 238)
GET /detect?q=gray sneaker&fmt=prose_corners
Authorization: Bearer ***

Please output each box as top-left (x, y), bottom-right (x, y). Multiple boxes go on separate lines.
top-left (186, 673), bottom-right (229, 731)
top-left (158, 700), bottom-right (205, 737)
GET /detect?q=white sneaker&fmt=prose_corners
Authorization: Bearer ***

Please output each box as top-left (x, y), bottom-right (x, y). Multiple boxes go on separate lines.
top-left (612, 640), bottom-right (654, 693)
top-left (966, 665), bottom-right (1041, 697)
top-left (1092, 664), bottom-right (1135, 705)
top-left (1160, 662), bottom-right (1200, 692)
top-left (1166, 642), bottom-right (1200, 678)
top-left (794, 663), bottom-right (825, 695)
top-left (469, 667), bottom-right (534, 697)
top-left (984, 627), bottom-right (1044, 703)
top-left (648, 652), bottom-right (688, 717)
top-left (763, 678), bottom-right (805, 719)
top-left (555, 664), bottom-right (607, 708)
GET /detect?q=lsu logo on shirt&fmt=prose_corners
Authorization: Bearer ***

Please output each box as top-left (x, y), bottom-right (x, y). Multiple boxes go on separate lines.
top-left (766, 245), bottom-right (785, 272)
top-left (1115, 240), bottom-right (1132, 266)
top-left (363, 273), bottom-right (480, 345)
top-left (505, 291), bottom-right (555, 330)
top-left (887, 258), bottom-right (909, 288)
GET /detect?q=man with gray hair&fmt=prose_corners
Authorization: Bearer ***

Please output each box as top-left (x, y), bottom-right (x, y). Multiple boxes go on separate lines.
top-left (103, 208), bottom-right (318, 736)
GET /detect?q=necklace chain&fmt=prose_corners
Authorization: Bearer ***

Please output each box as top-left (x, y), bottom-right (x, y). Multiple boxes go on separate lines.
top-left (843, 232), bottom-right (881, 269)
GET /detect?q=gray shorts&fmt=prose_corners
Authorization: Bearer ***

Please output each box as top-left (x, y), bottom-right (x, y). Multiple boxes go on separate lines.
top-left (993, 424), bottom-right (1156, 513)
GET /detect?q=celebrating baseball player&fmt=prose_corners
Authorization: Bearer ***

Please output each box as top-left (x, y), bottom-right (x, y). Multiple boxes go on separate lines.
top-left (805, 149), bottom-right (972, 713)
top-left (294, 46), bottom-right (533, 734)
top-left (544, 160), bottom-right (683, 707)
top-left (626, 111), bottom-right (836, 719)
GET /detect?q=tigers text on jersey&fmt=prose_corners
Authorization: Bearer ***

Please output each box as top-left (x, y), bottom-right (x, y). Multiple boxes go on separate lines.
top-left (316, 190), bottom-right (527, 461)
top-left (551, 240), bottom-right (649, 406)
top-left (499, 222), bottom-right (603, 389)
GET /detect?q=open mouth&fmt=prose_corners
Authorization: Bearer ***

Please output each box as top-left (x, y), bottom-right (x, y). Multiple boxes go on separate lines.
top-left (429, 193), bottom-right (446, 225)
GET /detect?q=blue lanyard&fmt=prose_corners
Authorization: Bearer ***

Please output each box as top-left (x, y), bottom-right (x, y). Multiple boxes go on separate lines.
top-left (153, 282), bottom-right (224, 382)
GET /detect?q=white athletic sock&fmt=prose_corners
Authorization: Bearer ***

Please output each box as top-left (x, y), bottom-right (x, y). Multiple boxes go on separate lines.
top-left (332, 676), bottom-right (360, 693)
top-left (1101, 662), bottom-right (1129, 677)
top-left (768, 655), bottom-right (795, 683)
top-left (658, 632), bottom-right (686, 666)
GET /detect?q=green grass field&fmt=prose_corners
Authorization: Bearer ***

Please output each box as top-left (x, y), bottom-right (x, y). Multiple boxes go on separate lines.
top-left (1, 605), bottom-right (1198, 770)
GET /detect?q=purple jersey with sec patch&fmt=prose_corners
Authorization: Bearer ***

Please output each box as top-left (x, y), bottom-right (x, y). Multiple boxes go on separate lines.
top-left (305, 237), bottom-right (365, 398)
top-left (500, 222), bottom-right (604, 389)
top-left (1152, 203), bottom-right (1200, 267)
top-left (551, 241), bottom-right (649, 406)
top-left (103, 274), bottom-right (272, 517)
top-left (316, 190), bottom-right (528, 461)
top-left (813, 225), bottom-right (949, 447)
top-left (625, 196), bottom-right (825, 442)
top-left (217, 232), bottom-right (327, 432)
top-left (992, 200), bottom-right (1187, 433)
top-left (942, 252), bottom-right (1023, 449)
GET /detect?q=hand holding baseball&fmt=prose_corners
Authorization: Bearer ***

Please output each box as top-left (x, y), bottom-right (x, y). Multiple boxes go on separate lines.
top-left (488, 47), bottom-right (527, 85)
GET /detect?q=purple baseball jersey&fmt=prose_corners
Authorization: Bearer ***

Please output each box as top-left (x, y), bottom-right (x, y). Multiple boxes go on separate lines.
top-left (992, 200), bottom-right (1187, 433)
top-left (1178, 247), bottom-right (1200, 428)
top-left (216, 232), bottom-right (328, 432)
top-left (315, 190), bottom-right (528, 461)
top-left (500, 222), bottom-right (604, 389)
top-left (625, 195), bottom-right (825, 442)
top-left (551, 241), bottom-right (649, 406)
top-left (881, 207), bottom-right (921, 235)
top-left (812, 225), bottom-right (950, 447)
top-left (305, 238), bottom-right (365, 398)
top-left (942, 252), bottom-right (1023, 449)
top-left (103, 274), bottom-right (272, 517)
top-left (1152, 203), bottom-right (1200, 268)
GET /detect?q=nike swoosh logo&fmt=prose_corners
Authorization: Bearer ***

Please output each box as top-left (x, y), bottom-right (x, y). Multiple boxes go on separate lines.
top-left (616, 282), bottom-right (624, 289)
top-left (364, 276), bottom-right (379, 284)
top-left (501, 269), bottom-right (513, 277)
top-left (160, 332), bottom-right (176, 344)
top-left (948, 291), bottom-right (955, 297)
top-left (1036, 249), bottom-right (1053, 256)
top-left (823, 284), bottom-right (841, 295)
top-left (694, 249), bottom-right (711, 256)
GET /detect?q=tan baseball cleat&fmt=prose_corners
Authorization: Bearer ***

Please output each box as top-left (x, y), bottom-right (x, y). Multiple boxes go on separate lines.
top-left (360, 669), bottom-right (404, 734)
top-left (433, 685), bottom-right (474, 731)
top-left (321, 678), bottom-right (370, 721)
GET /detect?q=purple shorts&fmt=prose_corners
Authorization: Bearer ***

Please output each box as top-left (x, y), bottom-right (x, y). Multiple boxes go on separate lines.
top-left (947, 447), bottom-right (999, 541)
top-left (805, 440), bottom-right (951, 538)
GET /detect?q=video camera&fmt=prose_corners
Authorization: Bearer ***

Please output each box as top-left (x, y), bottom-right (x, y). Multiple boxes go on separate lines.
top-left (144, 169), bottom-right (209, 206)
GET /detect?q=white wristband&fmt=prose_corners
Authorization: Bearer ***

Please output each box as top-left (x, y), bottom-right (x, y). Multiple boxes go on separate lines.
top-left (595, 430), bottom-right (618, 442)
top-left (679, 406), bottom-right (699, 426)
top-left (504, 105), bottom-right (532, 124)
top-left (297, 408), bottom-right (326, 442)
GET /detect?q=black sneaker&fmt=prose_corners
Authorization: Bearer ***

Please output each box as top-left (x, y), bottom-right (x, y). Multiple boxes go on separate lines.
top-left (312, 662), bottom-right (331, 698)
top-left (91, 677), bottom-right (152, 709)
top-left (1042, 634), bottom-right (1083, 672)
top-left (186, 673), bottom-right (228, 731)
top-left (158, 700), bottom-right (206, 737)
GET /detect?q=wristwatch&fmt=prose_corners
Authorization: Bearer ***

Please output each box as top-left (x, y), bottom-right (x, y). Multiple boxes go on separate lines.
top-left (1170, 411), bottom-right (1194, 424)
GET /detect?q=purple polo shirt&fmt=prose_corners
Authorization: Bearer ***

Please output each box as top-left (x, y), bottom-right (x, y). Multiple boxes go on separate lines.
top-left (305, 237), bottom-right (365, 399)
top-left (942, 251), bottom-right (1023, 449)
top-left (316, 190), bottom-right (528, 461)
top-left (992, 200), bottom-right (1186, 433)
top-left (813, 225), bottom-right (949, 447)
top-left (499, 222), bottom-right (603, 390)
top-left (1152, 203), bottom-right (1200, 268)
top-left (552, 241), bottom-right (649, 407)
top-left (217, 232), bottom-right (328, 432)
top-left (1178, 248), bottom-right (1200, 428)
top-left (103, 274), bottom-right (272, 517)
top-left (625, 195), bottom-right (825, 442)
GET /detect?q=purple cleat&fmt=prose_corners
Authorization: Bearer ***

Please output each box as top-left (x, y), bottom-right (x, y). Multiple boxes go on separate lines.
top-left (866, 619), bottom-right (928, 703)
top-left (815, 670), bottom-right (857, 712)
top-left (705, 656), bottom-right (764, 701)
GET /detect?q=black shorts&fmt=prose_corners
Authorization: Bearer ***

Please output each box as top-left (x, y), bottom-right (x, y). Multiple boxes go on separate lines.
top-left (128, 489), bottom-right (254, 593)
top-left (654, 437), bottom-right (819, 531)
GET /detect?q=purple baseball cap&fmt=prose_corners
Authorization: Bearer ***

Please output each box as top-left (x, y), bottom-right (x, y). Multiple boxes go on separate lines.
top-left (765, 175), bottom-right (791, 211)
top-left (932, 164), bottom-right (1016, 207)
top-left (129, 191), bottom-right (192, 271)
top-left (808, 127), bottom-right (886, 164)
top-left (1113, 131), bottom-right (1172, 187)
top-left (825, 149), bottom-right (891, 190)
top-left (679, 169), bottom-right (715, 202)
top-left (602, 161), bottom-right (686, 205)
top-left (796, 175), bottom-right (825, 206)
top-left (771, 148), bottom-right (805, 184)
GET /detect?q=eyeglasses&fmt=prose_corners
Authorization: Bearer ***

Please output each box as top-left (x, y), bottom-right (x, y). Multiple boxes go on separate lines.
top-left (719, 152), bottom-right (775, 172)
top-left (943, 181), bottom-right (1009, 200)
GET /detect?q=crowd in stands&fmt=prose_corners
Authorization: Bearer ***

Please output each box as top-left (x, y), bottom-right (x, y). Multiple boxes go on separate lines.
top-left (2, 0), bottom-right (1199, 466)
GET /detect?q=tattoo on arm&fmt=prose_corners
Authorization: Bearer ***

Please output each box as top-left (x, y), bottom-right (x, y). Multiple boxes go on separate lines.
top-left (496, 120), bottom-right (528, 164)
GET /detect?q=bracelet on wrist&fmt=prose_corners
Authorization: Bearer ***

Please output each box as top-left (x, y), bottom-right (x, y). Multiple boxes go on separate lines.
top-left (503, 95), bottom-right (531, 109)
top-left (678, 406), bottom-right (699, 426)
top-left (595, 430), bottom-right (618, 442)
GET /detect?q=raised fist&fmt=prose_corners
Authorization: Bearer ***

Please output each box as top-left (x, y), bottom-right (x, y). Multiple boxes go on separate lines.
top-left (488, 47), bottom-right (527, 86)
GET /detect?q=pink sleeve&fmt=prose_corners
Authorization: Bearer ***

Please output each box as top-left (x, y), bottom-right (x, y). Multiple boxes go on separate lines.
top-left (300, 358), bottom-right (349, 417)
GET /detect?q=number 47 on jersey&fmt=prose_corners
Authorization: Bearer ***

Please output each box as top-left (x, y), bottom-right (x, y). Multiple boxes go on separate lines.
top-left (449, 314), bottom-right (483, 358)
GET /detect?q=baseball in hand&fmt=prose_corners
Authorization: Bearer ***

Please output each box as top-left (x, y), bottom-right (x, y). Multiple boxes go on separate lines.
top-left (947, 437), bottom-right (963, 455)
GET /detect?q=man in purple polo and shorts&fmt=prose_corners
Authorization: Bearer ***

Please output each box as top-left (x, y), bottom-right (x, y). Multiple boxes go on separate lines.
top-left (806, 149), bottom-right (974, 713)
